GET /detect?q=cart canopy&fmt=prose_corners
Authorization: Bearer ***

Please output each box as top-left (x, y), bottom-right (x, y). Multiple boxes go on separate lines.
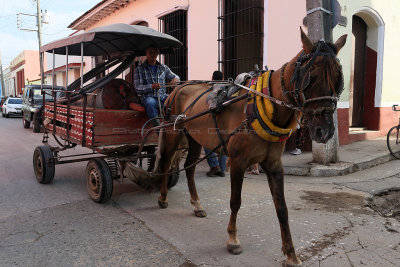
top-left (40, 23), bottom-right (182, 56)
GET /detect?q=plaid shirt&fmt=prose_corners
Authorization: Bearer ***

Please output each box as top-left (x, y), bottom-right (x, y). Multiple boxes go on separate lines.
top-left (134, 61), bottom-right (180, 99)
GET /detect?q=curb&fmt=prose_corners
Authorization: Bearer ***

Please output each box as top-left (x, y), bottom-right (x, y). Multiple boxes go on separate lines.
top-left (283, 153), bottom-right (395, 177)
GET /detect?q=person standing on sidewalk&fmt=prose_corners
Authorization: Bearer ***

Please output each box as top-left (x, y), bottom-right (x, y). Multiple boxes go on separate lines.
top-left (204, 70), bottom-right (227, 177)
top-left (290, 123), bottom-right (305, 155)
top-left (134, 45), bottom-right (180, 126)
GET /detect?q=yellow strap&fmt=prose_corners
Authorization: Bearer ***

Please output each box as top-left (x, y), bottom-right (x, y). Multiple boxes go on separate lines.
top-left (249, 70), bottom-right (298, 142)
top-left (254, 73), bottom-right (293, 135)
top-left (261, 72), bottom-right (274, 119)
top-left (251, 118), bottom-right (282, 142)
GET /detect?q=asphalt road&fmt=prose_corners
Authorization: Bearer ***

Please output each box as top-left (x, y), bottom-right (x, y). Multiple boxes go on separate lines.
top-left (0, 115), bottom-right (399, 266)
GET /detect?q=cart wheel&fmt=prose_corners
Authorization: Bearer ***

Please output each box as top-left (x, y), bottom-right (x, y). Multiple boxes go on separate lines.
top-left (167, 168), bottom-right (180, 189)
top-left (33, 146), bottom-right (55, 184)
top-left (86, 158), bottom-right (113, 203)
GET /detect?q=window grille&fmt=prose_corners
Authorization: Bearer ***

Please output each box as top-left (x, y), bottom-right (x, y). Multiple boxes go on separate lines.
top-left (158, 9), bottom-right (188, 82)
top-left (218, 0), bottom-right (264, 80)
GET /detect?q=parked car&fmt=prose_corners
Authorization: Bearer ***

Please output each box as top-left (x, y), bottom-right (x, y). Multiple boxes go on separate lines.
top-left (22, 85), bottom-right (62, 132)
top-left (2, 97), bottom-right (22, 118)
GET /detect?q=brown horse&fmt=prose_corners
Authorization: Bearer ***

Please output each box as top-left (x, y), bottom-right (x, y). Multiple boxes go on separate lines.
top-left (154, 29), bottom-right (347, 266)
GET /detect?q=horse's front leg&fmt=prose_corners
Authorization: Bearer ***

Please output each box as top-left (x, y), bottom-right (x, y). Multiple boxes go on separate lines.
top-left (156, 130), bottom-right (181, 209)
top-left (260, 160), bottom-right (301, 266)
top-left (185, 134), bottom-right (206, 217)
top-left (226, 157), bottom-right (245, 255)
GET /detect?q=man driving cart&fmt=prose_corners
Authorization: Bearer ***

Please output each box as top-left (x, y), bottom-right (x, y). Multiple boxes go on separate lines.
top-left (134, 45), bottom-right (180, 126)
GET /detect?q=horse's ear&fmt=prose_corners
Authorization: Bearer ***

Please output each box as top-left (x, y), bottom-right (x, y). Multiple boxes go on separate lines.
top-left (300, 27), bottom-right (313, 54)
top-left (334, 34), bottom-right (347, 53)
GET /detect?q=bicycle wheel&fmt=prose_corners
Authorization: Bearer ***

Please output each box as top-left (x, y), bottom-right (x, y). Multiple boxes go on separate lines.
top-left (387, 126), bottom-right (400, 159)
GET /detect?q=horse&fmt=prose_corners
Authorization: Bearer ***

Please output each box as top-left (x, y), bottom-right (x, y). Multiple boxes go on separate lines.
top-left (154, 28), bottom-right (347, 266)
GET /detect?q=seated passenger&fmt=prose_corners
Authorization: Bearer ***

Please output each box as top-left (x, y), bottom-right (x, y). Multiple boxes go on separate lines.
top-left (134, 45), bottom-right (180, 126)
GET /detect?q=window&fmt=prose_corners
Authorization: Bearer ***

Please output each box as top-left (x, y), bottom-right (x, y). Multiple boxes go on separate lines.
top-left (8, 98), bottom-right (22, 104)
top-left (218, 0), bottom-right (264, 79)
top-left (158, 9), bottom-right (188, 81)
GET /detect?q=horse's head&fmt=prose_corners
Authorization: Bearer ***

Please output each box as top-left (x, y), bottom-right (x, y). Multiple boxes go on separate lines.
top-left (287, 28), bottom-right (347, 143)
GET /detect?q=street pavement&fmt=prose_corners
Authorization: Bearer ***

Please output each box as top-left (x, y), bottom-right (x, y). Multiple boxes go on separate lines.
top-left (0, 115), bottom-right (399, 266)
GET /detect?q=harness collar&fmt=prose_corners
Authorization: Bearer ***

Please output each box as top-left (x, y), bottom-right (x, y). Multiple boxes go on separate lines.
top-left (248, 71), bottom-right (297, 143)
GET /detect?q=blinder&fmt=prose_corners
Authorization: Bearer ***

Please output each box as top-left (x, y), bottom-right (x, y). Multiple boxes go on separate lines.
top-left (288, 40), bottom-right (344, 116)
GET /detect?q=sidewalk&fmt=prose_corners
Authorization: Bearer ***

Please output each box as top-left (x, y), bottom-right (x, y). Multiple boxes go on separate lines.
top-left (282, 136), bottom-right (395, 176)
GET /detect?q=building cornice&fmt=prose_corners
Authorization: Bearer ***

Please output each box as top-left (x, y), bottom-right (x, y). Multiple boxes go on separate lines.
top-left (43, 63), bottom-right (84, 76)
top-left (68, 0), bottom-right (133, 30)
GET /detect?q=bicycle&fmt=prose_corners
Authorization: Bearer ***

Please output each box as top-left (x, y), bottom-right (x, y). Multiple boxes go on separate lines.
top-left (387, 104), bottom-right (400, 159)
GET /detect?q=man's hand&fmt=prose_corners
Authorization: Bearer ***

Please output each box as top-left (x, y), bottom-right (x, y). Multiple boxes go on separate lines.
top-left (152, 83), bottom-right (161, 90)
top-left (170, 78), bottom-right (179, 85)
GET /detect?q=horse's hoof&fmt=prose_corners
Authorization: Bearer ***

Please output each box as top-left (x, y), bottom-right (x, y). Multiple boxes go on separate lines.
top-left (194, 209), bottom-right (207, 217)
top-left (283, 258), bottom-right (302, 267)
top-left (158, 199), bottom-right (168, 209)
top-left (227, 243), bottom-right (243, 255)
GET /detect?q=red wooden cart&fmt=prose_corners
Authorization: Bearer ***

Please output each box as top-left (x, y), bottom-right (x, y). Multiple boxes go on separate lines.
top-left (33, 24), bottom-right (182, 203)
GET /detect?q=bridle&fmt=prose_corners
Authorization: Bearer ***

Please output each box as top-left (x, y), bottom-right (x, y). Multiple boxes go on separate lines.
top-left (280, 40), bottom-right (344, 116)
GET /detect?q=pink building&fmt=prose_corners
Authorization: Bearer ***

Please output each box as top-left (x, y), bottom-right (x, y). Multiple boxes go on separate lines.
top-left (58, 0), bottom-right (400, 149)
top-left (9, 50), bottom-right (46, 96)
top-left (68, 0), bottom-right (306, 81)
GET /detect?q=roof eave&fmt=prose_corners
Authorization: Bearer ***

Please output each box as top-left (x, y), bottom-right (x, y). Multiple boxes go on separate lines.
top-left (68, 0), bottom-right (132, 31)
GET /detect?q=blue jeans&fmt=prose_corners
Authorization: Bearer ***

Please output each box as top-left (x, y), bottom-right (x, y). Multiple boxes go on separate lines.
top-left (142, 95), bottom-right (167, 119)
top-left (204, 147), bottom-right (227, 172)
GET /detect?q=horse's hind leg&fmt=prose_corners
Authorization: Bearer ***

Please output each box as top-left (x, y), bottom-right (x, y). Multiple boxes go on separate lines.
top-left (260, 160), bottom-right (301, 266)
top-left (184, 134), bottom-right (207, 217)
top-left (226, 157), bottom-right (245, 255)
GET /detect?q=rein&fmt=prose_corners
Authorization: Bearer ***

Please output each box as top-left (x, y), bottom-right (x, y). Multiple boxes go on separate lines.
top-left (154, 118), bottom-right (249, 176)
top-left (132, 93), bottom-right (250, 164)
top-left (233, 81), bottom-right (302, 112)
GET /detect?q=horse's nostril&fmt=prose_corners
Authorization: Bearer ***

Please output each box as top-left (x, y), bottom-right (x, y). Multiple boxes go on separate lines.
top-left (315, 127), bottom-right (323, 139)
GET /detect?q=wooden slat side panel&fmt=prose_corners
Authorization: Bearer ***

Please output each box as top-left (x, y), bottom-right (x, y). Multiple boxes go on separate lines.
top-left (93, 109), bottom-right (148, 128)
top-left (92, 109), bottom-right (157, 146)
top-left (44, 111), bottom-right (93, 129)
top-left (93, 134), bottom-right (157, 146)
top-left (44, 105), bottom-right (157, 147)
top-left (92, 127), bottom-right (158, 143)
top-left (44, 107), bottom-right (94, 121)
top-left (44, 103), bottom-right (93, 148)
top-left (45, 103), bottom-right (94, 112)
top-left (45, 123), bottom-right (92, 147)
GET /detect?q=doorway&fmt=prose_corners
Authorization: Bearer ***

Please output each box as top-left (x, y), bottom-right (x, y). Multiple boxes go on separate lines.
top-left (350, 15), bottom-right (367, 128)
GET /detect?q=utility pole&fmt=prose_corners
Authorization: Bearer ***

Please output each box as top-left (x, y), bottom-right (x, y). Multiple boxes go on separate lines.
top-left (35, 0), bottom-right (44, 84)
top-left (17, 0), bottom-right (47, 85)
top-left (0, 51), bottom-right (5, 96)
top-left (306, 0), bottom-right (339, 164)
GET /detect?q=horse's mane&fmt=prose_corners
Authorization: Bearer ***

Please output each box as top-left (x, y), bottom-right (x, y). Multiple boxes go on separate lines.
top-left (310, 42), bottom-right (340, 95)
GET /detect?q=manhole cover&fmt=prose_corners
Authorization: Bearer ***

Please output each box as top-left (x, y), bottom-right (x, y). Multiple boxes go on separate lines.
top-left (367, 189), bottom-right (400, 220)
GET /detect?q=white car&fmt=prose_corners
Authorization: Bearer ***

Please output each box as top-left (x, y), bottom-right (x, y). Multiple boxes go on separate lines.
top-left (2, 97), bottom-right (22, 118)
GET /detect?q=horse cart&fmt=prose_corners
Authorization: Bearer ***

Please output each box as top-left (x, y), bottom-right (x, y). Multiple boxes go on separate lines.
top-left (32, 24), bottom-right (183, 203)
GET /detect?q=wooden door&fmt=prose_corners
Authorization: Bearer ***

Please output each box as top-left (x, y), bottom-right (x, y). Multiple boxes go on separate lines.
top-left (350, 15), bottom-right (367, 127)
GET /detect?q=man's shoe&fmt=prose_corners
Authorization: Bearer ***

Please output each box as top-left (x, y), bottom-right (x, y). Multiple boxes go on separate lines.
top-left (216, 170), bottom-right (225, 177)
top-left (207, 166), bottom-right (221, 177)
top-left (290, 148), bottom-right (302, 155)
